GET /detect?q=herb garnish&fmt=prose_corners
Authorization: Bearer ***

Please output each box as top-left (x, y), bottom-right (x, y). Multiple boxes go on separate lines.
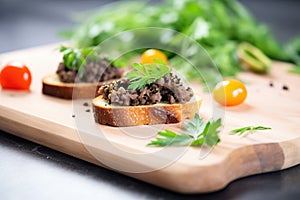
top-left (230, 126), bottom-right (271, 136)
top-left (60, 46), bottom-right (110, 77)
top-left (60, 46), bottom-right (96, 69)
top-left (125, 61), bottom-right (171, 90)
top-left (147, 114), bottom-right (222, 147)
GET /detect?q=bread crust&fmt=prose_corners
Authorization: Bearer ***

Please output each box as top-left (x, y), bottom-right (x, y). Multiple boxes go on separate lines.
top-left (93, 95), bottom-right (202, 127)
top-left (42, 74), bottom-right (101, 99)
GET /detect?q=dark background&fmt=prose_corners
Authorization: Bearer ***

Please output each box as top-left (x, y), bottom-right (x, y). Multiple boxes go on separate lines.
top-left (1, 0), bottom-right (300, 199)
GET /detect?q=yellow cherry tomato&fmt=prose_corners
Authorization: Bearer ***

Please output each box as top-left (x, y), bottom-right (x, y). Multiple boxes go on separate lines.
top-left (213, 79), bottom-right (247, 106)
top-left (140, 49), bottom-right (168, 64)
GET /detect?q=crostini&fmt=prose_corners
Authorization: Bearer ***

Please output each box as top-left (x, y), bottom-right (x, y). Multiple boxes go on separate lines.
top-left (42, 46), bottom-right (124, 99)
top-left (92, 62), bottom-right (202, 126)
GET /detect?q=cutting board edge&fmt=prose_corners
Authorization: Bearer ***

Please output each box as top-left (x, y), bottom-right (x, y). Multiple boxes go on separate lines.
top-left (2, 109), bottom-right (300, 194)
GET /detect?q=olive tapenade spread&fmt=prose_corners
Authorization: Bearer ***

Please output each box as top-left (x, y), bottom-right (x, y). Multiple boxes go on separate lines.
top-left (98, 72), bottom-right (194, 106)
top-left (56, 58), bottom-right (123, 83)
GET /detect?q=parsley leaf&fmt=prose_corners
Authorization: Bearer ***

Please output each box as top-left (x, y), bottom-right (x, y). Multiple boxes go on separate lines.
top-left (203, 119), bottom-right (222, 146)
top-left (147, 114), bottom-right (222, 147)
top-left (230, 126), bottom-right (271, 136)
top-left (125, 62), bottom-right (171, 90)
top-left (184, 113), bottom-right (207, 140)
top-left (147, 130), bottom-right (193, 147)
top-left (60, 45), bottom-right (99, 71)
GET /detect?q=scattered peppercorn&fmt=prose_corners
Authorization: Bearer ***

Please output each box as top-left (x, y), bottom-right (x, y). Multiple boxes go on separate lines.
top-left (269, 81), bottom-right (273, 87)
top-left (85, 109), bottom-right (91, 112)
top-left (83, 102), bottom-right (89, 107)
top-left (72, 114), bottom-right (75, 118)
top-left (282, 85), bottom-right (289, 91)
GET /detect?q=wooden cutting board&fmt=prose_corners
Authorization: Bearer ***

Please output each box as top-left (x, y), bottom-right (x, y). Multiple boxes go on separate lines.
top-left (0, 44), bottom-right (300, 194)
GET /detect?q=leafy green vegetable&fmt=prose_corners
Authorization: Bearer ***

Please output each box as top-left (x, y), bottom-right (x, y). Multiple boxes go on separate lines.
top-left (207, 41), bottom-right (241, 77)
top-left (60, 0), bottom-right (300, 86)
top-left (230, 126), bottom-right (271, 136)
top-left (60, 45), bottom-right (98, 70)
top-left (285, 37), bottom-right (300, 74)
top-left (148, 114), bottom-right (222, 147)
top-left (125, 61), bottom-right (171, 90)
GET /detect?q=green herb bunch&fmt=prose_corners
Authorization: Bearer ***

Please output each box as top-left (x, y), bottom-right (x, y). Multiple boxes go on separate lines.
top-left (60, 0), bottom-right (300, 84)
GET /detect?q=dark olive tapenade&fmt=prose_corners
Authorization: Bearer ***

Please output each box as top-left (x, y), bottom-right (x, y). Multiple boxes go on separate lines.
top-left (56, 59), bottom-right (123, 83)
top-left (98, 72), bottom-right (194, 106)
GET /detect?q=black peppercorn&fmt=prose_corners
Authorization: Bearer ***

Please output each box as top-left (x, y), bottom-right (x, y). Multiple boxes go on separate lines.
top-left (282, 85), bottom-right (289, 91)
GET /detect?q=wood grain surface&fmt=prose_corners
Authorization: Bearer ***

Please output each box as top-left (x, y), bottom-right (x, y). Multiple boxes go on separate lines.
top-left (0, 44), bottom-right (300, 193)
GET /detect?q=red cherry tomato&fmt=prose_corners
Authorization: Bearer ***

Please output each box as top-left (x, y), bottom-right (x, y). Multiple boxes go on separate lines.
top-left (213, 79), bottom-right (247, 106)
top-left (0, 62), bottom-right (32, 90)
top-left (140, 49), bottom-right (168, 64)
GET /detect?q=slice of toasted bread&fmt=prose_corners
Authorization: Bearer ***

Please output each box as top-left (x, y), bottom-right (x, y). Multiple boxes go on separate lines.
top-left (92, 95), bottom-right (202, 127)
top-left (42, 74), bottom-right (101, 99)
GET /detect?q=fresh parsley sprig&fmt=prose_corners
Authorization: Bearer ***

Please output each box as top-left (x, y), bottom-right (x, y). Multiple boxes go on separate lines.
top-left (60, 46), bottom-right (99, 70)
top-left (125, 61), bottom-right (171, 90)
top-left (147, 114), bottom-right (222, 147)
top-left (230, 126), bottom-right (271, 136)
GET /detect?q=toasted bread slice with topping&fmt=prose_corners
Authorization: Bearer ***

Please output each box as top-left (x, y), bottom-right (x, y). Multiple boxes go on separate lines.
top-left (42, 74), bottom-right (102, 99)
top-left (92, 95), bottom-right (202, 127)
